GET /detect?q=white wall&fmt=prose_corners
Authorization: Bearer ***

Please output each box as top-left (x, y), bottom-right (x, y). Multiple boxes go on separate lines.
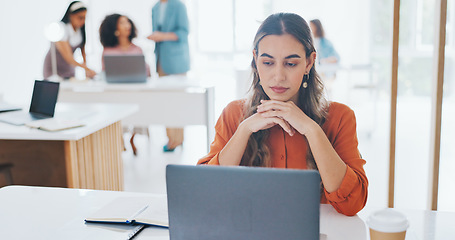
top-left (0, 1), bottom-right (69, 104)
top-left (272, 0), bottom-right (371, 65)
top-left (0, 0), bottom-right (160, 105)
top-left (0, 0), bottom-right (370, 106)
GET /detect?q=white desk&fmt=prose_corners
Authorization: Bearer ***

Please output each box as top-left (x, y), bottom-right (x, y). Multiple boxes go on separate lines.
top-left (0, 185), bottom-right (360, 240)
top-left (1, 186), bottom-right (454, 240)
top-left (58, 76), bottom-right (215, 149)
top-left (0, 103), bottom-right (137, 190)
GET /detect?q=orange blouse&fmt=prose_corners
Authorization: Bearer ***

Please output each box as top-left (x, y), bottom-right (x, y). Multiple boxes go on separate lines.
top-left (198, 100), bottom-right (368, 216)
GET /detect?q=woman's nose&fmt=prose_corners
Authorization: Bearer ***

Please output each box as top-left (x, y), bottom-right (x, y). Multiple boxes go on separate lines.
top-left (274, 65), bottom-right (285, 81)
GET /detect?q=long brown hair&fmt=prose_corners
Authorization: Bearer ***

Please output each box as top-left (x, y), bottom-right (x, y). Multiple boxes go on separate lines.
top-left (310, 19), bottom-right (325, 38)
top-left (61, 1), bottom-right (87, 46)
top-left (241, 13), bottom-right (328, 169)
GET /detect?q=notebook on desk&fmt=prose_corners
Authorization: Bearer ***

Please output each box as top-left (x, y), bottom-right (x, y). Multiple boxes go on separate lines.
top-left (166, 165), bottom-right (321, 240)
top-left (104, 54), bottom-right (147, 83)
top-left (85, 196), bottom-right (168, 228)
top-left (0, 102), bottom-right (21, 113)
top-left (0, 80), bottom-right (59, 125)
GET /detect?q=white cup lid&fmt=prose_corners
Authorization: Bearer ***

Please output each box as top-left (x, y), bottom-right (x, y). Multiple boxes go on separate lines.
top-left (366, 208), bottom-right (409, 233)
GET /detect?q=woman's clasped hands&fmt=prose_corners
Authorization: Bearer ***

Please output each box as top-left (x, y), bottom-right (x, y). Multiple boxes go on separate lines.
top-left (244, 99), bottom-right (317, 137)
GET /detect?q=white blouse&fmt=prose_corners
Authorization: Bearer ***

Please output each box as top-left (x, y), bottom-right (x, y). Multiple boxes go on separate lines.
top-left (60, 22), bottom-right (83, 47)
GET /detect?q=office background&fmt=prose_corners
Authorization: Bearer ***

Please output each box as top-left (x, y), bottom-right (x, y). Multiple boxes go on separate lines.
top-left (0, 0), bottom-right (454, 212)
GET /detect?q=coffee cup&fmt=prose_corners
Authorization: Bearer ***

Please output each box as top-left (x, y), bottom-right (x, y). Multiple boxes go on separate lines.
top-left (366, 208), bottom-right (409, 240)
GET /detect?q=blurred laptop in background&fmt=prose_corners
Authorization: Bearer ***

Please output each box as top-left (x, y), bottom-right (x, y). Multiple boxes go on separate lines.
top-left (0, 80), bottom-right (59, 125)
top-left (103, 55), bottom-right (147, 83)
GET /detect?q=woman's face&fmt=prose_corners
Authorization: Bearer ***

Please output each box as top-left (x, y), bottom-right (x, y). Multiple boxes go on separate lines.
top-left (69, 10), bottom-right (87, 29)
top-left (117, 16), bottom-right (132, 38)
top-left (255, 34), bottom-right (315, 103)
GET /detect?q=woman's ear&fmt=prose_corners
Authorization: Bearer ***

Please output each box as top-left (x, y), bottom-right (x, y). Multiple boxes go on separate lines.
top-left (306, 51), bottom-right (317, 73)
top-left (253, 49), bottom-right (257, 60)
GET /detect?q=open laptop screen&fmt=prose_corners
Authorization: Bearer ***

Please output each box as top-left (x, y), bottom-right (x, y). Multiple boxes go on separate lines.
top-left (166, 165), bottom-right (321, 240)
top-left (29, 80), bottom-right (59, 117)
top-left (104, 55), bottom-right (147, 83)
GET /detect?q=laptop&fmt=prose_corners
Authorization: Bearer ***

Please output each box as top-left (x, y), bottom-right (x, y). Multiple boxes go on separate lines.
top-left (104, 54), bottom-right (147, 83)
top-left (166, 165), bottom-right (321, 240)
top-left (0, 80), bottom-right (59, 125)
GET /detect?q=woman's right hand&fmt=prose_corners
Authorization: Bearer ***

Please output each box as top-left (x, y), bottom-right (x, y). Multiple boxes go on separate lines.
top-left (218, 112), bottom-right (294, 166)
top-left (84, 67), bottom-right (97, 79)
top-left (241, 112), bottom-right (295, 136)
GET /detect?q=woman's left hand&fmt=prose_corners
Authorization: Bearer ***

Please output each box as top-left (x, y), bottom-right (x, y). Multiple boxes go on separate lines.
top-left (147, 31), bottom-right (178, 42)
top-left (147, 32), bottom-right (164, 42)
top-left (257, 100), bottom-right (317, 136)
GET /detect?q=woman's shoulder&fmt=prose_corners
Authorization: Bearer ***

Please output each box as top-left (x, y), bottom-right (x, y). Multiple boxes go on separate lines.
top-left (223, 99), bottom-right (246, 115)
top-left (328, 101), bottom-right (352, 111)
top-left (169, 0), bottom-right (185, 6)
top-left (329, 102), bottom-right (354, 114)
top-left (58, 22), bottom-right (73, 40)
top-left (61, 22), bottom-right (72, 31)
top-left (322, 102), bottom-right (357, 136)
top-left (320, 37), bottom-right (334, 46)
top-left (102, 46), bottom-right (121, 55)
top-left (214, 99), bottom-right (246, 132)
top-left (167, 0), bottom-right (187, 11)
top-left (220, 99), bottom-right (246, 121)
top-left (327, 101), bottom-right (356, 121)
top-left (102, 44), bottom-right (143, 55)
top-left (129, 44), bottom-right (144, 53)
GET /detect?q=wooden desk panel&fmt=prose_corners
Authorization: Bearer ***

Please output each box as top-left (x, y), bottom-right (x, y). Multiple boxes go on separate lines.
top-left (0, 121), bottom-right (123, 190)
top-left (0, 140), bottom-right (67, 187)
top-left (64, 121), bottom-right (124, 190)
top-left (0, 103), bottom-right (137, 190)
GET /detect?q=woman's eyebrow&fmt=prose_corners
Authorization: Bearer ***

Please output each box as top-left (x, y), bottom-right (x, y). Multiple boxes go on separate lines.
top-left (260, 53), bottom-right (274, 58)
top-left (259, 53), bottom-right (301, 59)
top-left (285, 54), bottom-right (301, 59)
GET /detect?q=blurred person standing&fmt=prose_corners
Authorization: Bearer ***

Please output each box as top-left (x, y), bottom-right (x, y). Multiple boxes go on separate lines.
top-left (148, 0), bottom-right (190, 152)
top-left (310, 19), bottom-right (339, 64)
top-left (43, 1), bottom-right (96, 80)
top-left (310, 19), bottom-right (340, 98)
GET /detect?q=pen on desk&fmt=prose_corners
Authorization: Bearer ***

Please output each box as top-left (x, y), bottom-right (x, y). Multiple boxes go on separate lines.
top-left (126, 224), bottom-right (146, 240)
top-left (127, 205), bottom-right (149, 223)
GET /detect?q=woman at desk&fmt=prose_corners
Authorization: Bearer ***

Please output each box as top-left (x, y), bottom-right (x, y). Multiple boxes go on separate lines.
top-left (198, 13), bottom-right (368, 216)
top-left (43, 1), bottom-right (96, 80)
top-left (99, 14), bottom-right (150, 73)
top-left (99, 13), bottom-right (150, 155)
top-left (148, 0), bottom-right (190, 152)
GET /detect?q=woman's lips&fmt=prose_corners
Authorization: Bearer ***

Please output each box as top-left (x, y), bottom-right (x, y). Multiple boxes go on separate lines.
top-left (270, 86), bottom-right (288, 93)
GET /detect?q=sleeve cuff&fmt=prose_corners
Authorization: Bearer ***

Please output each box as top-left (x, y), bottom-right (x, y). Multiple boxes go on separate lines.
top-left (205, 153), bottom-right (221, 165)
top-left (324, 166), bottom-right (358, 202)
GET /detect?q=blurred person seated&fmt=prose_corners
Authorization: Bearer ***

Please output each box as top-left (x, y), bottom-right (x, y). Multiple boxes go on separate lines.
top-left (99, 13), bottom-right (150, 155)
